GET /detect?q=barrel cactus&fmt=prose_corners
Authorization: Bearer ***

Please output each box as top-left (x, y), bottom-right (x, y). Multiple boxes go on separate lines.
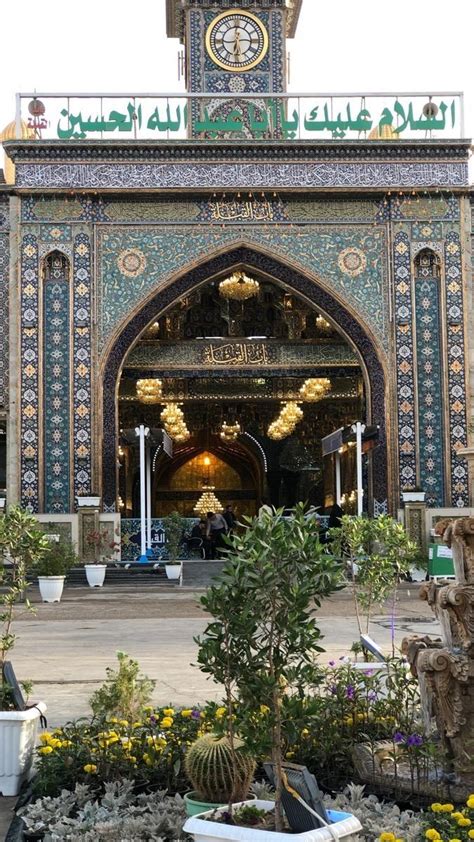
top-left (185, 733), bottom-right (256, 803)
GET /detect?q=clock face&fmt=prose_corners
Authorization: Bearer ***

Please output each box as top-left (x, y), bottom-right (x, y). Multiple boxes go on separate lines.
top-left (205, 10), bottom-right (269, 73)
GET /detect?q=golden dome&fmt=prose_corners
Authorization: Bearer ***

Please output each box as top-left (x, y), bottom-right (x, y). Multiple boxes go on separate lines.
top-left (368, 124), bottom-right (400, 141)
top-left (0, 119), bottom-right (35, 184)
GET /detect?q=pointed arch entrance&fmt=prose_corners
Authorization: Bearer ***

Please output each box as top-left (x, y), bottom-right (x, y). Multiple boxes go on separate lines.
top-left (100, 246), bottom-right (389, 512)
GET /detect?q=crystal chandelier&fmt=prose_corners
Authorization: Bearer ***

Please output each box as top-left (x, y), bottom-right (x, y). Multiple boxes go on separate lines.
top-left (219, 270), bottom-right (259, 301)
top-left (160, 403), bottom-right (190, 442)
top-left (316, 315), bottom-right (332, 333)
top-left (136, 378), bottom-right (163, 404)
top-left (267, 401), bottom-right (304, 440)
top-left (299, 378), bottom-right (331, 402)
top-left (220, 421), bottom-right (241, 442)
top-left (194, 486), bottom-right (224, 517)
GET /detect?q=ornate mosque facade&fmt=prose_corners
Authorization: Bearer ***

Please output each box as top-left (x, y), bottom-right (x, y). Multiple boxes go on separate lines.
top-left (0, 0), bottom-right (473, 556)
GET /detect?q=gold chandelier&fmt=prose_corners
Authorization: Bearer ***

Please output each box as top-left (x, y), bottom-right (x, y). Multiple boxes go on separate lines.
top-left (219, 270), bottom-right (259, 301)
top-left (316, 315), bottom-right (332, 333)
top-left (194, 486), bottom-right (224, 517)
top-left (299, 378), bottom-right (332, 402)
top-left (267, 401), bottom-right (304, 441)
top-left (220, 421), bottom-right (241, 442)
top-left (160, 403), bottom-right (190, 442)
top-left (136, 378), bottom-right (163, 404)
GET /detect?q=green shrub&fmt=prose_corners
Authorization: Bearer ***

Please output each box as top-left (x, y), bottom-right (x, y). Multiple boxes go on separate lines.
top-left (89, 651), bottom-right (155, 722)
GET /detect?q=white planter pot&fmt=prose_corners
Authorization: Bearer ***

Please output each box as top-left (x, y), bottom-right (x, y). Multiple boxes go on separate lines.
top-left (402, 491), bottom-right (426, 503)
top-left (76, 495), bottom-right (101, 507)
top-left (165, 563), bottom-right (182, 580)
top-left (85, 564), bottom-right (107, 587)
top-left (0, 702), bottom-right (47, 796)
top-left (410, 566), bottom-right (427, 582)
top-left (183, 800), bottom-right (362, 841)
top-left (38, 576), bottom-right (65, 603)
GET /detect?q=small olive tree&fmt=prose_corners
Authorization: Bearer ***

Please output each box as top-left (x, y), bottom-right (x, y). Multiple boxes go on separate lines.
top-left (0, 506), bottom-right (49, 707)
top-left (329, 514), bottom-right (417, 638)
top-left (196, 503), bottom-right (343, 831)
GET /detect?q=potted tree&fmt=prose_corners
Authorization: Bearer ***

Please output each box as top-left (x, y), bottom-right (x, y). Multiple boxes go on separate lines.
top-left (162, 512), bottom-right (185, 580)
top-left (35, 534), bottom-right (78, 603)
top-left (85, 527), bottom-right (120, 587)
top-left (185, 504), bottom-right (361, 840)
top-left (0, 506), bottom-right (49, 795)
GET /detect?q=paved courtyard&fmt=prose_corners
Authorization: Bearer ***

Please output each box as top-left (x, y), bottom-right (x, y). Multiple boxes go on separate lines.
top-left (0, 582), bottom-right (440, 838)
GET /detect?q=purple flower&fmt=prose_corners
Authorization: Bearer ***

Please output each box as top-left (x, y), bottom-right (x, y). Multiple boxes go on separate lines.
top-left (330, 685), bottom-right (338, 695)
top-left (191, 709), bottom-right (201, 720)
top-left (393, 731), bottom-right (405, 743)
top-left (346, 685), bottom-right (355, 700)
top-left (368, 691), bottom-right (377, 702)
top-left (406, 733), bottom-right (423, 747)
top-left (328, 661), bottom-right (336, 667)
top-left (364, 670), bottom-right (374, 677)
top-left (149, 715), bottom-right (157, 725)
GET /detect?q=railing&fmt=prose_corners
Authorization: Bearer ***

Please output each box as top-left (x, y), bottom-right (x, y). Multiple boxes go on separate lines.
top-left (15, 91), bottom-right (465, 142)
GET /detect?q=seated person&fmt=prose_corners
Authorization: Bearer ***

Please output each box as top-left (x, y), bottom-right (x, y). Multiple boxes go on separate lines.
top-left (187, 519), bottom-right (209, 558)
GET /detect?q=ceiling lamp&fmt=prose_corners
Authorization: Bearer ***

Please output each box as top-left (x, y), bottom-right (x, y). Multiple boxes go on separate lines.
top-left (219, 270), bottom-right (259, 301)
top-left (194, 486), bottom-right (224, 517)
top-left (267, 401), bottom-right (304, 441)
top-left (160, 403), bottom-right (191, 442)
top-left (316, 315), bottom-right (332, 333)
top-left (220, 421), bottom-right (241, 442)
top-left (299, 378), bottom-right (331, 402)
top-left (136, 378), bottom-right (163, 404)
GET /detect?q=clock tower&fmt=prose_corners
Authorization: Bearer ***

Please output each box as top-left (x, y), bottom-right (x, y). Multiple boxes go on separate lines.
top-left (166, 1), bottom-right (302, 95)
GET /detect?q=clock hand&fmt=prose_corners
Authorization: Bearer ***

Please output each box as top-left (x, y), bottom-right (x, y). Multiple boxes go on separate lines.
top-left (233, 27), bottom-right (243, 60)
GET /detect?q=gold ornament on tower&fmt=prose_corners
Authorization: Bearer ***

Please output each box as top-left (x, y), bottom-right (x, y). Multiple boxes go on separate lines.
top-left (136, 378), bottom-right (163, 404)
top-left (299, 378), bottom-right (332, 402)
top-left (219, 270), bottom-right (259, 301)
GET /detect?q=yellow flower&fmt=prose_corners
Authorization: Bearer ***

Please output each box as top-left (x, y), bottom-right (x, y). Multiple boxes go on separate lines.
top-left (468, 831), bottom-right (474, 839)
top-left (109, 717), bottom-right (118, 724)
top-left (121, 739), bottom-right (132, 751)
top-left (441, 804), bottom-right (454, 813)
top-left (286, 751), bottom-right (295, 759)
top-left (458, 818), bottom-right (471, 827)
top-left (181, 709), bottom-right (193, 718)
top-left (449, 838), bottom-right (462, 842)
top-left (451, 814), bottom-right (464, 821)
top-left (259, 705), bottom-right (270, 715)
top-left (119, 719), bottom-right (129, 727)
top-left (83, 764), bottom-right (97, 774)
top-left (161, 717), bottom-right (173, 728)
top-left (163, 708), bottom-right (175, 716)
top-left (132, 721), bottom-right (142, 729)
top-left (61, 740), bottom-right (72, 748)
top-left (38, 746), bottom-right (53, 755)
top-left (143, 706), bottom-right (154, 714)
top-left (468, 797), bottom-right (474, 809)
top-left (215, 707), bottom-right (227, 719)
top-left (379, 834), bottom-right (396, 842)
top-left (431, 804), bottom-right (443, 813)
top-left (143, 753), bottom-right (153, 767)
top-left (301, 729), bottom-right (310, 737)
top-left (127, 755), bottom-right (137, 763)
top-left (425, 831), bottom-right (441, 841)
top-left (49, 738), bottom-right (62, 749)
top-left (39, 733), bottom-right (54, 744)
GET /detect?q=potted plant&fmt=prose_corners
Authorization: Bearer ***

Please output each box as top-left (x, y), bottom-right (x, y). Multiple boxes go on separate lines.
top-left (185, 504), bottom-right (361, 840)
top-left (184, 733), bottom-right (256, 817)
top-left (35, 534), bottom-right (78, 603)
top-left (85, 527), bottom-right (120, 587)
top-left (329, 515), bottom-right (417, 645)
top-left (162, 512), bottom-right (184, 580)
top-left (0, 506), bottom-right (49, 795)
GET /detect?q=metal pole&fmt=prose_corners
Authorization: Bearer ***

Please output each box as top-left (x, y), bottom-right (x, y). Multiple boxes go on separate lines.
top-left (352, 422), bottom-right (366, 516)
top-left (146, 442), bottom-right (152, 557)
top-left (335, 451), bottom-right (342, 505)
top-left (135, 425), bottom-right (149, 563)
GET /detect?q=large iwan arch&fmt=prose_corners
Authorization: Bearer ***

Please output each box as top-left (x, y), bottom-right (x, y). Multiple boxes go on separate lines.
top-left (99, 246), bottom-right (390, 512)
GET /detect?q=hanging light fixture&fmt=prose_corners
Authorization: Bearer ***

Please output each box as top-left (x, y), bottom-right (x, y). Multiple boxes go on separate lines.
top-left (267, 401), bottom-right (304, 440)
top-left (219, 270), bottom-right (259, 301)
top-left (220, 421), bottom-right (241, 442)
top-left (316, 315), bottom-right (332, 333)
top-left (194, 485), bottom-right (224, 516)
top-left (299, 378), bottom-right (331, 402)
top-left (160, 403), bottom-right (190, 442)
top-left (136, 378), bottom-right (163, 404)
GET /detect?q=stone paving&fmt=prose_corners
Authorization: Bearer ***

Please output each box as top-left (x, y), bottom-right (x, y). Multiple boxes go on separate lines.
top-left (0, 582), bottom-right (440, 839)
